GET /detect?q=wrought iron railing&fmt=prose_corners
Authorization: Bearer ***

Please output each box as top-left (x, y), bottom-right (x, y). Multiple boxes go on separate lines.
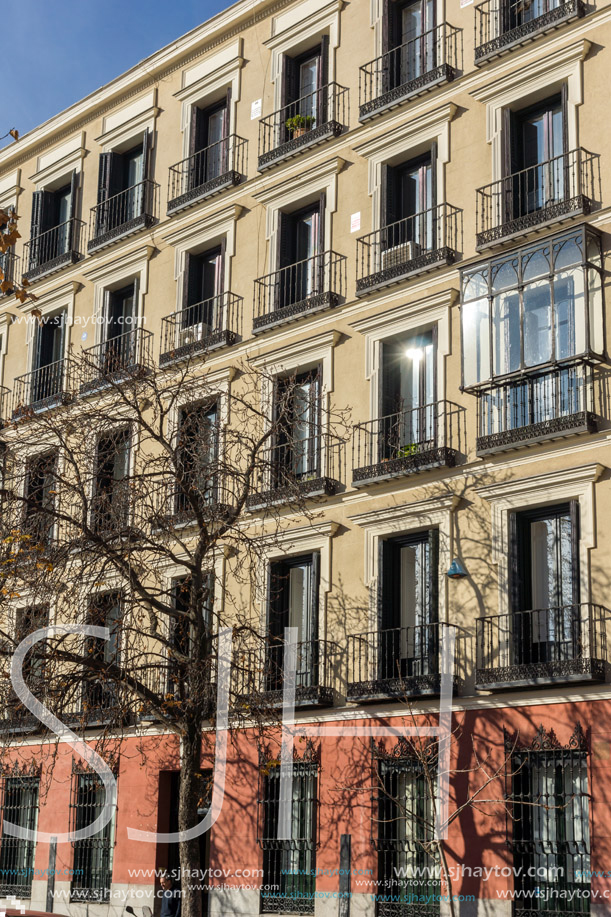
top-left (0, 251), bottom-right (18, 293)
top-left (474, 0), bottom-right (584, 63)
top-left (24, 218), bottom-right (84, 280)
top-left (347, 623), bottom-right (465, 700)
top-left (254, 250), bottom-right (345, 331)
top-left (258, 83), bottom-right (348, 168)
top-left (475, 362), bottom-right (597, 454)
top-left (167, 134), bottom-right (247, 213)
top-left (352, 400), bottom-right (462, 485)
top-left (476, 603), bottom-right (610, 687)
top-left (79, 328), bottom-right (153, 393)
top-left (356, 203), bottom-right (460, 294)
top-left (359, 24), bottom-right (460, 119)
top-left (247, 430), bottom-right (344, 509)
top-left (88, 179), bottom-right (157, 250)
top-left (234, 637), bottom-right (341, 708)
top-left (159, 292), bottom-right (242, 365)
top-left (12, 359), bottom-right (71, 416)
top-left (476, 148), bottom-right (599, 248)
top-left (0, 385), bottom-right (10, 425)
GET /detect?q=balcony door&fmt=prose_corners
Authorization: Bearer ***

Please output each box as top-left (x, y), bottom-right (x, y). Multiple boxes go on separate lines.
top-left (268, 553), bottom-right (320, 690)
top-left (282, 38), bottom-right (329, 135)
top-left (181, 246), bottom-right (224, 344)
top-left (104, 281), bottom-right (137, 373)
top-left (177, 402), bottom-right (219, 514)
top-left (504, 0), bottom-right (563, 34)
top-left (29, 173), bottom-right (78, 269)
top-left (275, 368), bottom-right (321, 485)
top-left (385, 0), bottom-right (436, 87)
top-left (381, 330), bottom-right (436, 459)
top-left (33, 311), bottom-right (65, 403)
top-left (379, 530), bottom-right (439, 680)
top-left (190, 92), bottom-right (230, 187)
top-left (510, 503), bottom-right (580, 667)
top-left (85, 592), bottom-right (122, 709)
top-left (382, 149), bottom-right (436, 256)
top-left (95, 130), bottom-right (150, 234)
top-left (277, 195), bottom-right (325, 307)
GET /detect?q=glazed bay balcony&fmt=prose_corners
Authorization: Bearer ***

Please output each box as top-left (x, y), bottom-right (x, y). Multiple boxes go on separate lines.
top-left (475, 0), bottom-right (584, 65)
top-left (167, 134), bottom-right (247, 215)
top-left (475, 361), bottom-right (598, 456)
top-left (88, 179), bottom-right (158, 253)
top-left (23, 218), bottom-right (84, 282)
top-left (356, 204), bottom-right (460, 296)
top-left (475, 149), bottom-right (599, 249)
top-left (159, 293), bottom-right (242, 366)
top-left (79, 328), bottom-right (154, 395)
top-left (233, 637), bottom-right (341, 710)
top-left (253, 250), bottom-right (345, 333)
top-left (476, 604), bottom-right (610, 690)
top-left (359, 24), bottom-right (460, 121)
top-left (352, 400), bottom-right (462, 487)
top-left (246, 430), bottom-right (344, 511)
top-left (347, 624), bottom-right (464, 703)
top-left (258, 83), bottom-right (348, 170)
top-left (12, 360), bottom-right (72, 418)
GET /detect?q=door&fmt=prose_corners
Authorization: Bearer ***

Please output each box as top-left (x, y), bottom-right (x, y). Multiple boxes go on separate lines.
top-left (513, 97), bottom-right (565, 216)
top-left (123, 144), bottom-right (144, 222)
top-left (268, 554), bottom-right (319, 690)
top-left (393, 0), bottom-right (436, 85)
top-left (399, 154), bottom-right (434, 248)
top-left (34, 312), bottom-right (65, 402)
top-left (381, 331), bottom-right (436, 460)
top-left (177, 402), bottom-right (219, 513)
top-left (275, 368), bottom-right (321, 485)
top-left (181, 248), bottom-right (224, 344)
top-left (105, 283), bottom-right (136, 372)
top-left (277, 202), bottom-right (323, 307)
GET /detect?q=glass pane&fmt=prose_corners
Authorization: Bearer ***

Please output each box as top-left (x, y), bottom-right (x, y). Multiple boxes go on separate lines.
top-left (588, 266), bottom-right (604, 354)
top-left (554, 268), bottom-right (585, 359)
top-left (554, 234), bottom-right (583, 271)
top-left (522, 244), bottom-right (550, 283)
top-left (462, 268), bottom-right (488, 301)
top-left (523, 280), bottom-right (552, 367)
top-left (493, 290), bottom-right (520, 375)
top-left (462, 298), bottom-right (490, 386)
top-left (491, 257), bottom-right (519, 292)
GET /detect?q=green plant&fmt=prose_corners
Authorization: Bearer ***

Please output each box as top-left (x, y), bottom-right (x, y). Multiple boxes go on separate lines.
top-left (396, 442), bottom-right (418, 459)
top-left (285, 114), bottom-right (315, 133)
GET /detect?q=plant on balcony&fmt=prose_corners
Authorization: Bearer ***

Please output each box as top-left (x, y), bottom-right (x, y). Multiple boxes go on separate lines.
top-left (285, 114), bottom-right (316, 138)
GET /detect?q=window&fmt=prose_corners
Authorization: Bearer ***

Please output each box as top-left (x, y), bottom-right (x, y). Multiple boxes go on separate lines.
top-left (31, 310), bottom-right (66, 405)
top-left (189, 90), bottom-right (231, 187)
top-left (181, 245), bottom-right (224, 339)
top-left (267, 553), bottom-right (319, 692)
top-left (175, 402), bottom-right (219, 515)
top-left (510, 729), bottom-right (590, 913)
top-left (383, 0), bottom-right (436, 87)
top-left (70, 771), bottom-right (114, 901)
top-left (378, 530), bottom-right (439, 681)
top-left (380, 330), bottom-right (436, 455)
top-left (273, 368), bottom-right (322, 486)
top-left (102, 280), bottom-right (138, 372)
top-left (260, 759), bottom-right (318, 913)
top-left (167, 573), bottom-right (214, 700)
top-left (93, 428), bottom-right (130, 533)
top-left (28, 173), bottom-right (78, 271)
top-left (0, 775), bottom-right (39, 896)
top-left (509, 502), bottom-right (580, 667)
top-left (94, 131), bottom-right (151, 236)
top-left (277, 195), bottom-right (325, 307)
top-left (24, 451), bottom-right (57, 544)
top-left (84, 592), bottom-right (122, 711)
top-left (376, 742), bottom-right (439, 910)
top-left (282, 39), bottom-right (329, 138)
top-left (381, 148), bottom-right (436, 257)
top-left (158, 770), bottom-right (211, 911)
top-left (10, 605), bottom-right (50, 716)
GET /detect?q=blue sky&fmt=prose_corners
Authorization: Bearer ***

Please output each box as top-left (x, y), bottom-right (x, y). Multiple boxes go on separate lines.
top-left (3, 0), bottom-right (230, 147)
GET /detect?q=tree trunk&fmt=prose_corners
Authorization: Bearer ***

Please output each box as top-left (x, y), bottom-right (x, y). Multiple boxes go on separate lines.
top-left (437, 840), bottom-right (457, 917)
top-left (178, 727), bottom-right (204, 917)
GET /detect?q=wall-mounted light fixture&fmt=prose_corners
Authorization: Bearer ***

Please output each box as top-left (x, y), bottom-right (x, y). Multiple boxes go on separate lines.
top-left (447, 559), bottom-right (468, 579)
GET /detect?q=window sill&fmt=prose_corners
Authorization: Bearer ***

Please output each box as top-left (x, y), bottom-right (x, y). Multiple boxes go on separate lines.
top-left (356, 246), bottom-right (456, 297)
top-left (474, 0), bottom-right (585, 65)
top-left (475, 196), bottom-right (591, 251)
top-left (258, 121), bottom-right (344, 171)
top-left (475, 657), bottom-right (607, 692)
top-left (359, 64), bottom-right (457, 122)
top-left (476, 411), bottom-right (598, 456)
top-left (352, 446), bottom-right (457, 488)
top-left (167, 170), bottom-right (243, 216)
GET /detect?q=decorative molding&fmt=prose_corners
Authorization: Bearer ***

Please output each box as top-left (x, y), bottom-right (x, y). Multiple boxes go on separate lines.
top-left (30, 132), bottom-right (87, 189)
top-left (82, 245), bottom-right (155, 346)
top-left (95, 90), bottom-right (159, 152)
top-left (505, 722), bottom-right (588, 753)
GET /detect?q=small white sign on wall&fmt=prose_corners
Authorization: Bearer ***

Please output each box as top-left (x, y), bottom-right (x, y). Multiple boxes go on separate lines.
top-left (251, 99), bottom-right (262, 120)
top-left (460, 0), bottom-right (473, 7)
top-left (351, 212), bottom-right (361, 233)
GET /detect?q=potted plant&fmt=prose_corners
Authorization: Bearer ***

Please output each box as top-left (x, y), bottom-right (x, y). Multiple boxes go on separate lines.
top-left (285, 114), bottom-right (315, 138)
top-left (396, 443), bottom-right (418, 459)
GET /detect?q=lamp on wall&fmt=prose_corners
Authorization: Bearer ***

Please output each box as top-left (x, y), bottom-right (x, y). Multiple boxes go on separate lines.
top-left (447, 559), bottom-right (468, 579)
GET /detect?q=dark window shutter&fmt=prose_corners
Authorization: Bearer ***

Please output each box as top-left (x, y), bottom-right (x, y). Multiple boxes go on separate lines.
top-left (430, 141), bottom-right (438, 208)
top-left (283, 54), bottom-right (300, 109)
top-left (96, 152), bottom-right (122, 205)
top-left (225, 87), bottom-right (232, 137)
top-left (184, 253), bottom-right (203, 308)
top-left (503, 107), bottom-right (519, 177)
top-left (560, 82), bottom-right (569, 155)
top-left (218, 237), bottom-right (226, 296)
top-left (309, 552), bottom-right (320, 643)
top-left (428, 528), bottom-right (439, 624)
top-left (388, 0), bottom-right (401, 50)
top-left (277, 211), bottom-right (295, 268)
top-left (382, 0), bottom-right (392, 55)
top-left (318, 191), bottom-right (326, 254)
top-left (569, 500), bottom-right (580, 605)
top-left (381, 163), bottom-right (399, 228)
top-left (320, 35), bottom-right (330, 89)
top-left (30, 190), bottom-right (55, 240)
top-left (380, 539), bottom-right (401, 631)
top-left (141, 129), bottom-right (151, 181)
top-left (318, 35), bottom-right (330, 124)
top-left (189, 106), bottom-right (207, 156)
top-left (268, 562), bottom-right (287, 639)
top-left (508, 511), bottom-right (522, 613)
top-left (67, 172), bottom-right (79, 222)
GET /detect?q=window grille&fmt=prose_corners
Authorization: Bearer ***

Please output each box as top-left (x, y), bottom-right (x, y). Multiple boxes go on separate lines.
top-left (0, 774), bottom-right (39, 896)
top-left (70, 770), bottom-right (115, 901)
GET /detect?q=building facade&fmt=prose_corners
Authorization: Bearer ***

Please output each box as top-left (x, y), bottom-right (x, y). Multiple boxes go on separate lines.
top-left (1, 0), bottom-right (611, 915)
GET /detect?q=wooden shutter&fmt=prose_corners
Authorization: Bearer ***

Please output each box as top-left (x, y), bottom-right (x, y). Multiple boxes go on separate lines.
top-left (268, 562), bottom-right (286, 639)
top-left (141, 129), bottom-right (151, 181)
top-left (225, 87), bottom-right (232, 137)
top-left (183, 252), bottom-right (203, 308)
top-left (309, 552), bottom-right (320, 645)
top-left (560, 82), bottom-right (569, 155)
top-left (66, 172), bottom-right (79, 251)
top-left (318, 191), bottom-right (326, 254)
top-left (282, 54), bottom-right (300, 109)
top-left (508, 511), bottom-right (522, 613)
top-left (381, 163), bottom-right (399, 228)
top-left (96, 152), bottom-right (122, 206)
top-left (428, 528), bottom-right (439, 624)
top-left (189, 106), bottom-right (207, 156)
top-left (318, 35), bottom-right (330, 124)
top-left (503, 107), bottom-right (520, 178)
top-left (277, 211), bottom-right (295, 269)
top-left (379, 539), bottom-right (401, 631)
top-left (382, 0), bottom-right (392, 55)
top-left (430, 141), bottom-right (438, 209)
top-left (217, 237), bottom-right (226, 296)
top-left (30, 190), bottom-right (54, 240)
top-left (569, 500), bottom-right (580, 605)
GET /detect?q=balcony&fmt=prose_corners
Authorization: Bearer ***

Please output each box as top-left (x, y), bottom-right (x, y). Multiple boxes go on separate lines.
top-left (476, 604), bottom-right (610, 690)
top-left (359, 24), bottom-right (460, 121)
top-left (23, 218), bottom-right (85, 282)
top-left (12, 360), bottom-right (72, 418)
top-left (167, 134), bottom-right (247, 215)
top-left (347, 624), bottom-right (464, 703)
top-left (246, 431), bottom-right (344, 511)
top-left (253, 250), bottom-right (345, 333)
top-left (476, 149), bottom-right (599, 249)
top-left (79, 328), bottom-right (154, 395)
top-left (258, 83), bottom-right (348, 170)
top-left (356, 204), bottom-right (460, 296)
top-left (233, 638), bottom-right (341, 710)
top-left (0, 386), bottom-right (10, 425)
top-left (0, 251), bottom-right (19, 294)
top-left (88, 179), bottom-right (158, 253)
top-left (475, 0), bottom-right (584, 65)
top-left (475, 362), bottom-right (598, 456)
top-left (159, 293), bottom-right (242, 366)
top-left (352, 400), bottom-right (462, 487)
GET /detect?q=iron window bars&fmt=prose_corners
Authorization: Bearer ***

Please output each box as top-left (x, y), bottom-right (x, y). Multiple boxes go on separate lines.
top-left (79, 328), bottom-right (154, 395)
top-left (167, 135), bottom-right (247, 214)
top-left (70, 768), bottom-right (115, 901)
top-left (88, 179), bottom-right (158, 253)
top-left (474, 0), bottom-right (584, 64)
top-left (159, 292), bottom-right (242, 365)
top-left (0, 773), bottom-right (39, 896)
top-left (23, 218), bottom-right (85, 282)
top-left (254, 250), bottom-right (346, 333)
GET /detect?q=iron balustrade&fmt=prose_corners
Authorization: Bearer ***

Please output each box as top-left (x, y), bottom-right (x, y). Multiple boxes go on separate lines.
top-left (356, 203), bottom-right (460, 294)
top-left (476, 148), bottom-right (599, 248)
top-left (359, 23), bottom-right (460, 120)
top-left (88, 179), bottom-right (157, 251)
top-left (79, 328), bottom-right (153, 393)
top-left (475, 361), bottom-right (597, 455)
top-left (24, 218), bottom-right (84, 280)
top-left (254, 250), bottom-right (345, 332)
top-left (0, 385), bottom-right (9, 425)
top-left (474, 0), bottom-right (584, 63)
top-left (347, 623), bottom-right (465, 701)
top-left (167, 134), bottom-right (247, 213)
top-left (234, 637), bottom-right (341, 709)
top-left (0, 776), bottom-right (39, 897)
top-left (12, 359), bottom-right (70, 416)
top-left (352, 400), bottom-right (461, 485)
top-left (246, 430), bottom-right (344, 509)
top-left (258, 83), bottom-right (348, 169)
top-left (0, 251), bottom-right (18, 293)
top-left (159, 292), bottom-right (242, 365)
top-left (476, 603), bottom-right (610, 689)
